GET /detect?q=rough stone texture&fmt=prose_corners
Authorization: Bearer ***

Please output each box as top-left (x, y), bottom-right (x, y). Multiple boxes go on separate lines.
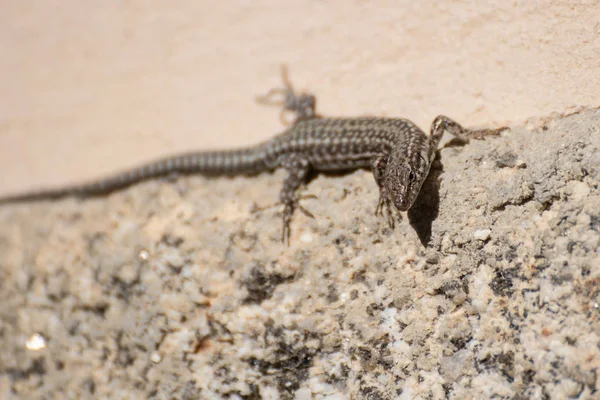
top-left (1, 109), bottom-right (599, 399)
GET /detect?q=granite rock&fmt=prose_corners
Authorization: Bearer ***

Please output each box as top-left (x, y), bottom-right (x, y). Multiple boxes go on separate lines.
top-left (1, 109), bottom-right (599, 399)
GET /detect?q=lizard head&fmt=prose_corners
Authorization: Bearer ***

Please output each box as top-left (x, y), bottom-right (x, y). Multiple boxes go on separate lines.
top-left (384, 150), bottom-right (430, 211)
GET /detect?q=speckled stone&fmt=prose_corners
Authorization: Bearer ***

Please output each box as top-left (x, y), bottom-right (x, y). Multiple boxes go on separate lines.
top-left (1, 109), bottom-right (599, 399)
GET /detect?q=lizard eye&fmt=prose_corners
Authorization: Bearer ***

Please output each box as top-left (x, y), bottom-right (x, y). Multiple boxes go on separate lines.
top-left (408, 171), bottom-right (416, 184)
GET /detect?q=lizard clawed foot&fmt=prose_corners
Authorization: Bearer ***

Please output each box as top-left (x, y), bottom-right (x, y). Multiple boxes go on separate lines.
top-left (295, 202), bottom-right (315, 219)
top-left (375, 196), bottom-right (399, 229)
top-left (252, 193), bottom-right (317, 215)
top-left (282, 203), bottom-right (293, 245)
top-left (252, 196), bottom-right (316, 244)
top-left (281, 199), bottom-right (316, 245)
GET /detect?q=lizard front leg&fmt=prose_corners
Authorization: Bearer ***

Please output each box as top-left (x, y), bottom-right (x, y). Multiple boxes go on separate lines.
top-left (278, 153), bottom-right (314, 244)
top-left (371, 156), bottom-right (396, 228)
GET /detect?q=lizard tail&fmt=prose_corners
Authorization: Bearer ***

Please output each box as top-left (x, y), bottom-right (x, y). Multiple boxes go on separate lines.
top-left (0, 147), bottom-right (270, 204)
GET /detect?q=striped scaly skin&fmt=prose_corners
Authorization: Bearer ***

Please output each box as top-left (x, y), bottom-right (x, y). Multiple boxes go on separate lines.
top-left (0, 69), bottom-right (505, 243)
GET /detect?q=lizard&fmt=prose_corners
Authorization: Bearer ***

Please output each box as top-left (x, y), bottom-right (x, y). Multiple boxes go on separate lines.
top-left (0, 68), bottom-right (505, 243)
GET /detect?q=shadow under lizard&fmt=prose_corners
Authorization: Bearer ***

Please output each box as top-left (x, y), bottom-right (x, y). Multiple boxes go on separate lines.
top-left (0, 69), bottom-right (505, 243)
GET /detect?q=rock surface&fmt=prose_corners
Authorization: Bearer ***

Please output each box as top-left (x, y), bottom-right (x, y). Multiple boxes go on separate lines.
top-left (1, 109), bottom-right (599, 399)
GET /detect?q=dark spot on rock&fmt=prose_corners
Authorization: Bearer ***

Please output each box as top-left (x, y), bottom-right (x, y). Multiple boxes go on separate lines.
top-left (352, 269), bottom-right (367, 282)
top-left (242, 266), bottom-right (293, 304)
top-left (244, 327), bottom-right (321, 400)
top-left (477, 351), bottom-right (514, 381)
top-left (193, 335), bottom-right (211, 353)
top-left (435, 280), bottom-right (464, 299)
top-left (493, 151), bottom-right (519, 168)
top-left (327, 284), bottom-right (339, 303)
top-left (443, 383), bottom-right (453, 397)
top-left (5, 357), bottom-right (46, 381)
top-left (534, 261), bottom-right (550, 272)
top-left (358, 346), bottom-right (372, 361)
top-left (504, 245), bottom-right (519, 261)
top-left (367, 334), bottom-right (393, 369)
top-left (590, 214), bottom-right (599, 231)
top-left (360, 386), bottom-right (385, 400)
top-left (83, 378), bottom-right (96, 394)
top-left (325, 362), bottom-right (350, 385)
top-left (232, 383), bottom-right (261, 400)
top-left (333, 235), bottom-right (354, 254)
top-left (490, 267), bottom-right (520, 296)
top-left (164, 380), bottom-right (202, 400)
top-left (582, 265), bottom-right (591, 277)
top-left (551, 272), bottom-right (572, 285)
top-left (213, 366), bottom-right (228, 378)
top-left (450, 334), bottom-right (472, 350)
top-left (522, 369), bottom-right (536, 385)
top-left (76, 303), bottom-right (110, 318)
top-left (366, 303), bottom-right (384, 317)
top-left (160, 233), bottom-right (184, 247)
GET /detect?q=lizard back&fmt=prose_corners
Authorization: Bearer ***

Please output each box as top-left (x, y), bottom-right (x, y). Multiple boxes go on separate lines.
top-left (264, 117), bottom-right (428, 171)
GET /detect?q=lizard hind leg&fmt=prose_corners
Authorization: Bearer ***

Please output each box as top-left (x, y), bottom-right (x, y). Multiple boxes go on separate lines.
top-left (278, 154), bottom-right (314, 244)
top-left (256, 65), bottom-right (318, 125)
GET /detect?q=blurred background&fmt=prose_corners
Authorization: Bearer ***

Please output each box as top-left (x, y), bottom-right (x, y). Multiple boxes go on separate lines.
top-left (1, 0), bottom-right (599, 196)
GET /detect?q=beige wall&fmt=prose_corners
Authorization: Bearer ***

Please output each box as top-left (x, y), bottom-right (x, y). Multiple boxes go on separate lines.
top-left (1, 1), bottom-right (599, 195)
